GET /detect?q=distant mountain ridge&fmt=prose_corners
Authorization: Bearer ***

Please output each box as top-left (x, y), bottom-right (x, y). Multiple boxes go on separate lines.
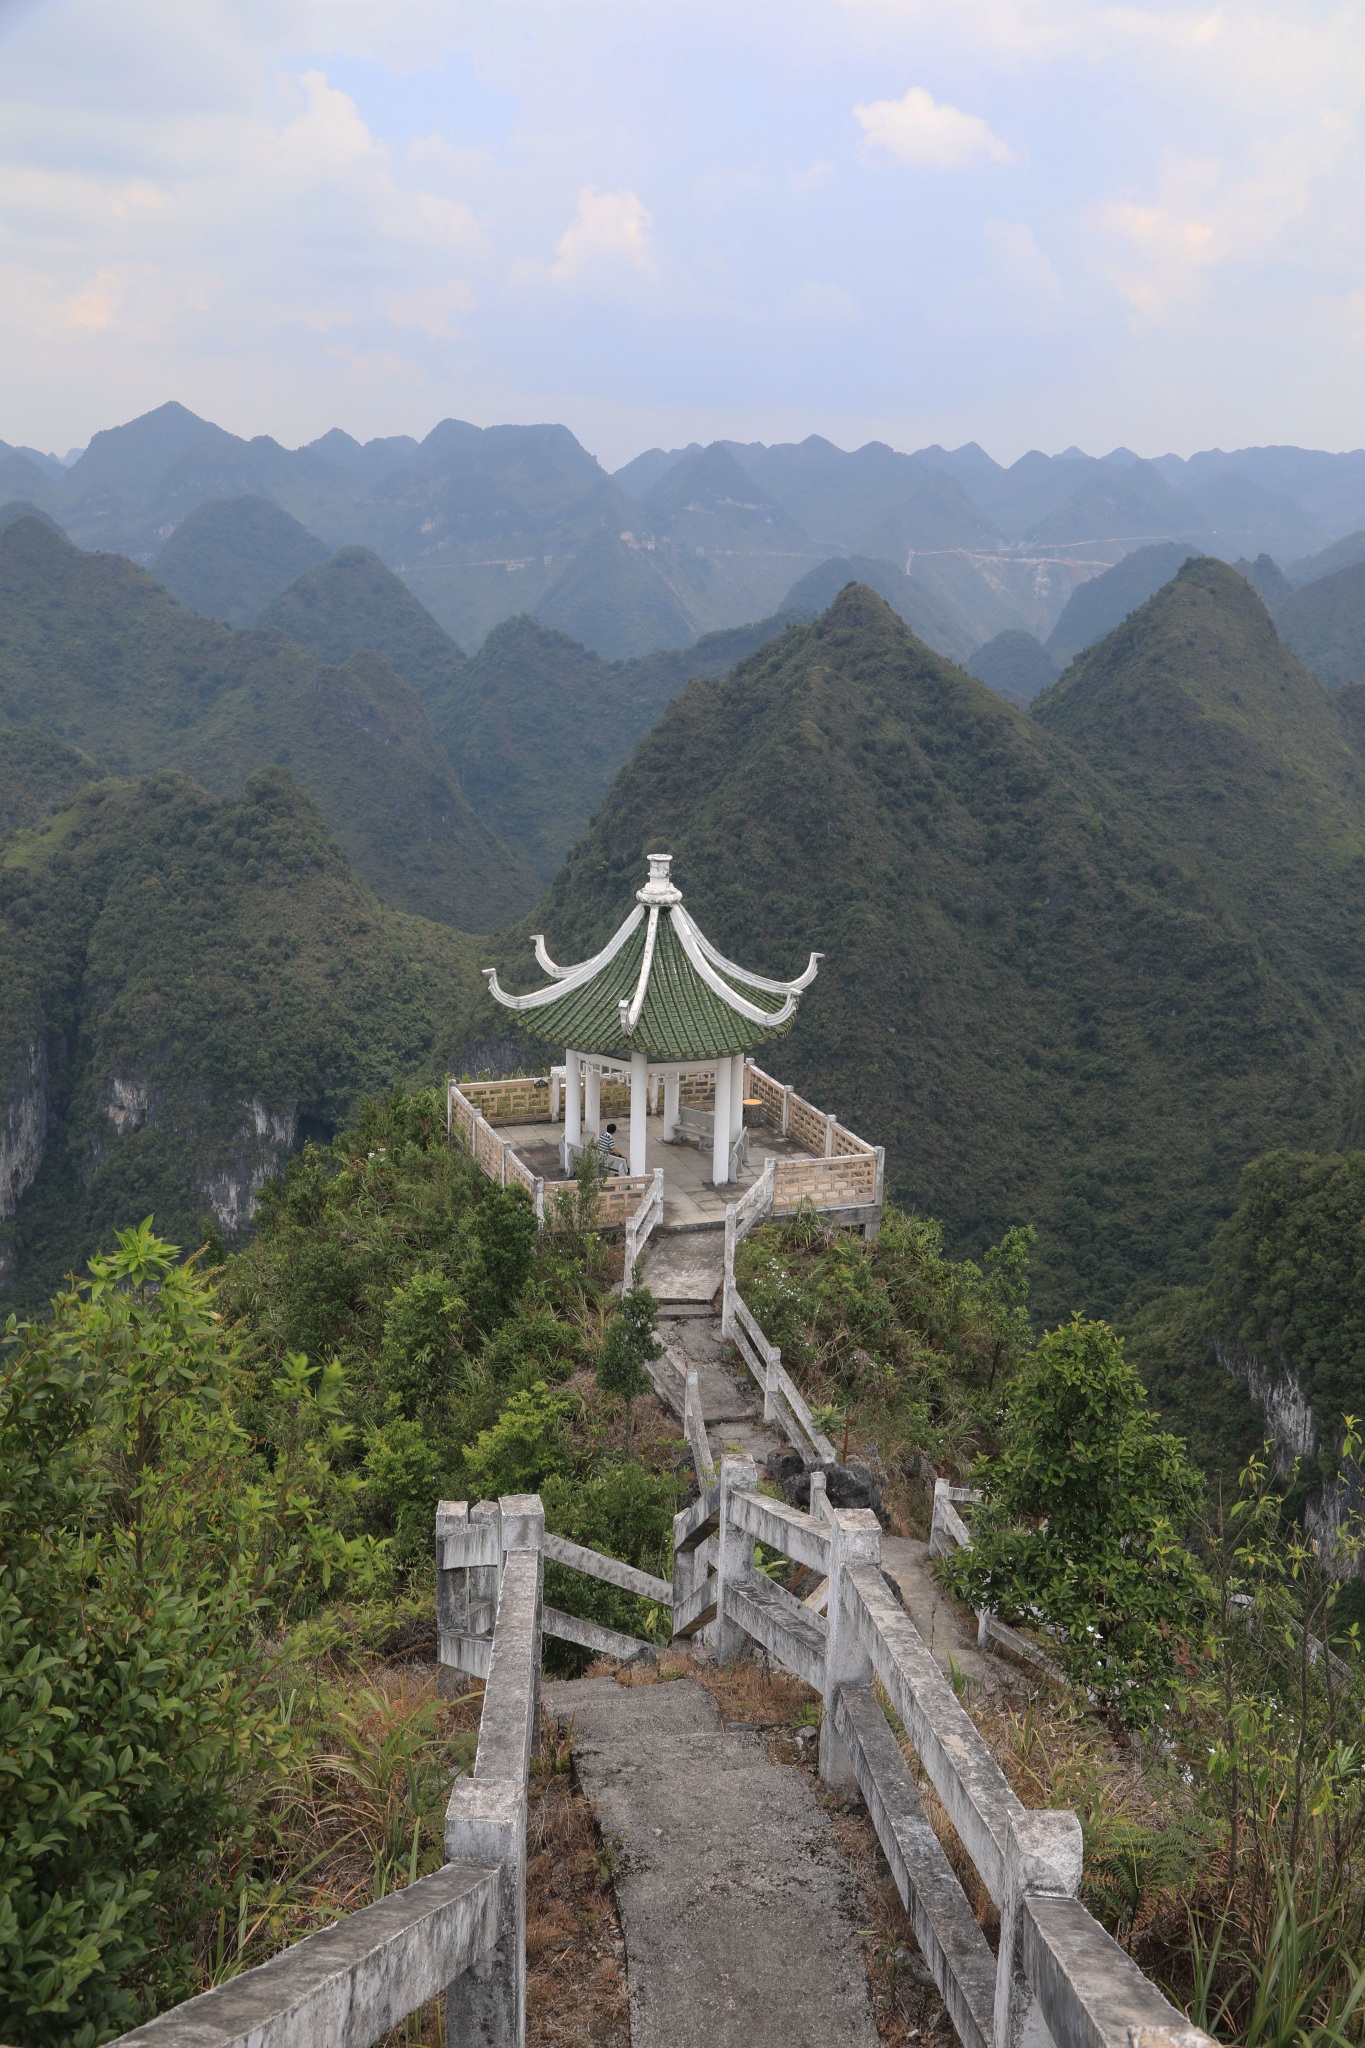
top-left (10, 399), bottom-right (1365, 666)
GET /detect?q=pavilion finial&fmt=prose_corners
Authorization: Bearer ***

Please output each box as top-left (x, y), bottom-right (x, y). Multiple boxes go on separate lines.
top-left (637, 851), bottom-right (682, 907)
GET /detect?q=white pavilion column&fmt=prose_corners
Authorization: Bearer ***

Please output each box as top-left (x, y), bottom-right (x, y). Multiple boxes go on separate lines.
top-left (629, 1050), bottom-right (648, 1177)
top-left (729, 1053), bottom-right (745, 1143)
top-left (564, 1048), bottom-right (582, 1150)
top-left (584, 1062), bottom-right (600, 1137)
top-left (663, 1070), bottom-right (680, 1143)
top-left (712, 1057), bottom-right (732, 1186)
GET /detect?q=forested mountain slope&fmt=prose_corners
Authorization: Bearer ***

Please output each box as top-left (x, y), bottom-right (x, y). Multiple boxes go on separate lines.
top-left (0, 768), bottom-right (498, 1307)
top-left (0, 517), bottom-right (535, 926)
top-left (1045, 543), bottom-right (1199, 663)
top-left (255, 545), bottom-right (469, 698)
top-left (154, 495), bottom-right (329, 627)
top-left (1276, 557), bottom-right (1365, 688)
top-left (1032, 558), bottom-right (1365, 1021)
top-left (503, 585), bottom-right (1360, 1319)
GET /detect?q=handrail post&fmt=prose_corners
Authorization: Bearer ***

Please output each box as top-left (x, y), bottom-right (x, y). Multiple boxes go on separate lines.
top-left (819, 1507), bottom-right (882, 1793)
top-left (714, 1454), bottom-right (758, 1661)
top-left (444, 1494), bottom-right (544, 2048)
top-left (994, 1810), bottom-right (1083, 2048)
top-left (435, 1499), bottom-right (469, 1679)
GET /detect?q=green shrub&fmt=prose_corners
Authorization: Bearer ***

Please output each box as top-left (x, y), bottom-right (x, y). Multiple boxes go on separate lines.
top-left (462, 1383), bottom-right (578, 1498)
top-left (0, 1223), bottom-right (380, 2045)
top-left (460, 1185), bottom-right (538, 1336)
top-left (941, 1315), bottom-right (1209, 1723)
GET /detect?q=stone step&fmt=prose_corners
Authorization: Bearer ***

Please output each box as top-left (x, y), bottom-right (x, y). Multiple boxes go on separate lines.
top-left (639, 1233), bottom-right (724, 1305)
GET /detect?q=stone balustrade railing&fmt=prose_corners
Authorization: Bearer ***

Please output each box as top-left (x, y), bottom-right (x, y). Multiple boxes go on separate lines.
top-left (669, 1459), bottom-right (1216, 2048)
top-left (113, 1493), bottom-right (551, 2048)
top-left (123, 1476), bottom-right (1217, 2048)
top-left (448, 1064), bottom-right (884, 1244)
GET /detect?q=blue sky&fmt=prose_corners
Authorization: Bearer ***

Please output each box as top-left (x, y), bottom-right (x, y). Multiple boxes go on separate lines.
top-left (1, 0), bottom-right (1362, 467)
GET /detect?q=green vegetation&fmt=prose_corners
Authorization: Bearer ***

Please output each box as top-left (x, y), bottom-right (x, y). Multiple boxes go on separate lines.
top-left (0, 516), bottom-right (534, 926)
top-left (1277, 558), bottom-right (1365, 689)
top-left (782, 554), bottom-right (977, 667)
top-left (1045, 541), bottom-right (1199, 663)
top-left (1120, 1144), bottom-right (1365, 1497)
top-left (966, 627), bottom-right (1058, 705)
top-left (941, 1316), bottom-right (1207, 1720)
top-left (218, 1085), bottom-right (676, 1628)
top-left (1207, 1150), bottom-right (1365, 1432)
top-left (1033, 559), bottom-right (1365, 1040)
top-left (0, 768), bottom-right (512, 1306)
top-left (0, 1222), bottom-right (375, 2045)
top-left (255, 545), bottom-right (467, 695)
top-left (523, 582), bottom-right (1362, 1320)
top-left (0, 726), bottom-right (104, 836)
top-left (422, 609), bottom-right (812, 883)
top-left (153, 496), bottom-right (329, 628)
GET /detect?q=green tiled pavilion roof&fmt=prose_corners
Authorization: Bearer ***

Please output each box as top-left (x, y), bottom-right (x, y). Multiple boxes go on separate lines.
top-left (482, 854), bottom-right (820, 1062)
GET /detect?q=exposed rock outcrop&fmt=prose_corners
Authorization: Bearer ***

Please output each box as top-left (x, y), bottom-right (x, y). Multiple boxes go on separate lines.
top-left (1215, 1334), bottom-right (1365, 1575)
top-left (201, 1098), bottom-right (299, 1236)
top-left (0, 1040), bottom-right (48, 1220)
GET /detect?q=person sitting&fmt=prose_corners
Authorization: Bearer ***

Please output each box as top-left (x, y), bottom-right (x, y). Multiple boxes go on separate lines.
top-left (596, 1122), bottom-right (628, 1174)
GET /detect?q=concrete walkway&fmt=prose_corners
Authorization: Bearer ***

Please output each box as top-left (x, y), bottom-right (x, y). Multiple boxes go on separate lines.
top-left (542, 1676), bottom-right (879, 2048)
top-left (639, 1229), bottom-right (725, 1306)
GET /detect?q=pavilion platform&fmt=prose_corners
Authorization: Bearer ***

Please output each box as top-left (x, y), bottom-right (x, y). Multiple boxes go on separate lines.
top-left (493, 1116), bottom-right (824, 1229)
top-left (447, 1059), bottom-right (884, 1253)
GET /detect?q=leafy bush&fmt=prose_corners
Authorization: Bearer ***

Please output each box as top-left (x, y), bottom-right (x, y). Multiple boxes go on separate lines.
top-left (941, 1315), bottom-right (1209, 1722)
top-left (595, 1281), bottom-right (662, 1448)
top-left (0, 1223), bottom-right (380, 2046)
top-left (460, 1185), bottom-right (538, 1337)
top-left (462, 1383), bottom-right (579, 1499)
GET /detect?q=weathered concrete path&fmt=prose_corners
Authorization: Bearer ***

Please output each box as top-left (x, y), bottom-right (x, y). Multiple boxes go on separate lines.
top-left (542, 1676), bottom-right (879, 2048)
top-left (639, 1227), bottom-right (725, 1305)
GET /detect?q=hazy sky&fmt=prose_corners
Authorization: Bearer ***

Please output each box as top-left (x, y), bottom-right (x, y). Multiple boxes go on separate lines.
top-left (2, 0), bottom-right (1363, 469)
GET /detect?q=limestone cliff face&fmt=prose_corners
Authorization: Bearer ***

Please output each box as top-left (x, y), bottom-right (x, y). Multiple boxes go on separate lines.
top-left (202, 1100), bottom-right (299, 1235)
top-left (1214, 1334), bottom-right (1365, 1572)
top-left (1, 1039), bottom-right (48, 1219)
top-left (1212, 1335), bottom-right (1319, 1473)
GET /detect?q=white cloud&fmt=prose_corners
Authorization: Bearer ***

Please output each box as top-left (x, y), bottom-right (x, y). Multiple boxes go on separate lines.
top-left (854, 84), bottom-right (1014, 168)
top-left (550, 186), bottom-right (657, 282)
top-left (1099, 200), bottom-right (1228, 320)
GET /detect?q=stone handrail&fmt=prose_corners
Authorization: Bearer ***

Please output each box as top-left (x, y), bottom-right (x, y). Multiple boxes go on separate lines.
top-left (687, 1456), bottom-right (1216, 2048)
top-left (720, 1160), bottom-right (839, 1465)
top-left (623, 1166), bottom-right (666, 1285)
top-left (115, 1495), bottom-right (552, 2048)
top-left (109, 1863), bottom-right (502, 2048)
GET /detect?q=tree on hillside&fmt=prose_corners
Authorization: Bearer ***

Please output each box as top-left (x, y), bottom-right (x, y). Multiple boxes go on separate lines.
top-left (596, 1278), bottom-right (663, 1452)
top-left (0, 1223), bottom-right (379, 2046)
top-left (941, 1315), bottom-right (1209, 1722)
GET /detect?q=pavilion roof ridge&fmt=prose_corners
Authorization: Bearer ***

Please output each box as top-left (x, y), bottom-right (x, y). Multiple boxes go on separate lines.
top-left (481, 853), bottom-right (820, 1062)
